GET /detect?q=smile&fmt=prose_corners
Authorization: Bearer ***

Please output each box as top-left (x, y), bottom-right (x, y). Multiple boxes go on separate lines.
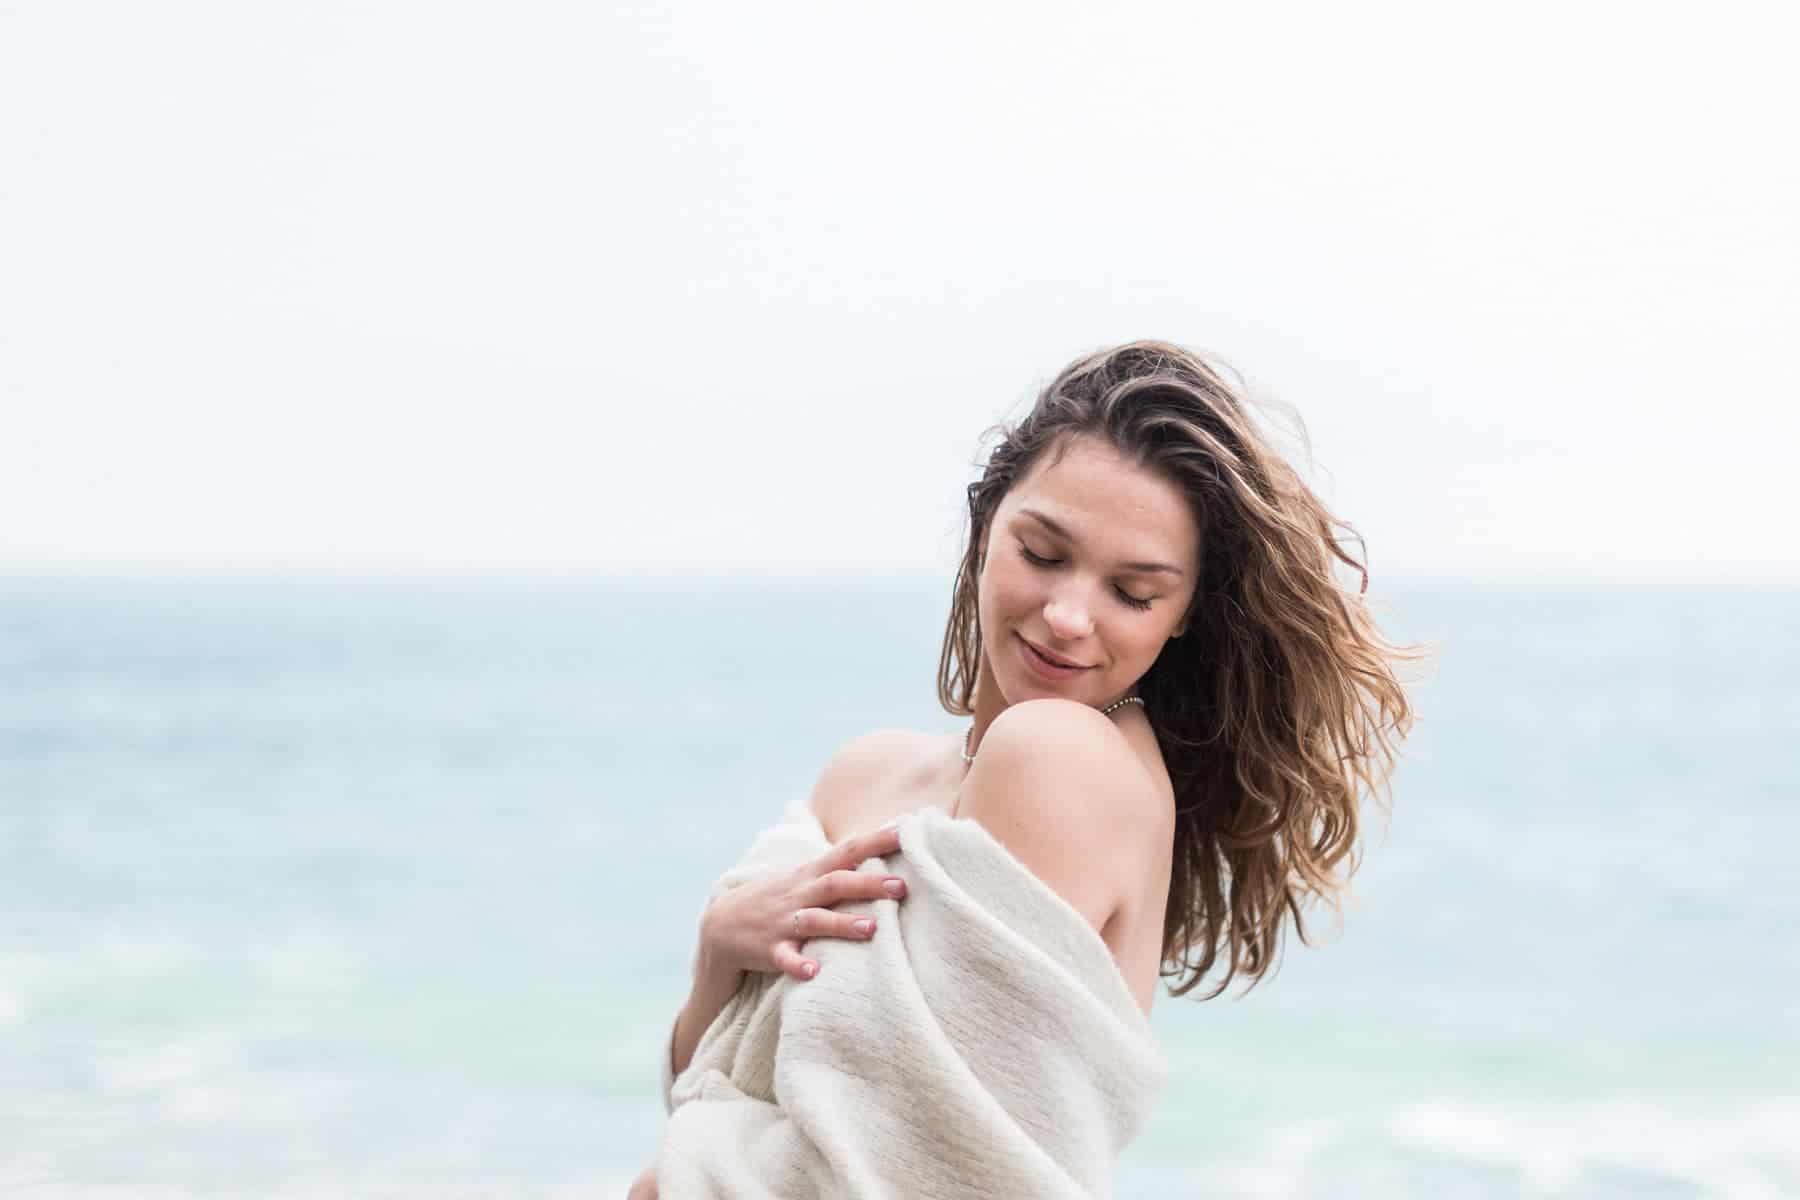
top-left (1017, 633), bottom-right (1092, 678)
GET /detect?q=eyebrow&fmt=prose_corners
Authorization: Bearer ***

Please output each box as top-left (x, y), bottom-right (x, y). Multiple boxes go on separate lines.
top-left (1018, 508), bottom-right (1186, 578)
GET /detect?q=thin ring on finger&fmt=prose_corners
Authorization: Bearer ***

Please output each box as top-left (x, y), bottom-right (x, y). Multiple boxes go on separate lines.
top-left (792, 910), bottom-right (803, 938)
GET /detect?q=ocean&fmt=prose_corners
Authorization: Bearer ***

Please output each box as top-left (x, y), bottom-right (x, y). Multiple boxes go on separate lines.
top-left (1, 576), bottom-right (1794, 1198)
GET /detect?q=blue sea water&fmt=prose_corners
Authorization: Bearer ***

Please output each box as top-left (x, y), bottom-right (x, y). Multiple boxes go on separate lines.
top-left (1, 576), bottom-right (1795, 1198)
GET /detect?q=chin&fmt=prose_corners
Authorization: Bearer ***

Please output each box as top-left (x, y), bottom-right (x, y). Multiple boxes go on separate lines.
top-left (1004, 664), bottom-right (1092, 705)
top-left (989, 662), bottom-right (1053, 706)
top-left (1004, 679), bottom-right (1065, 705)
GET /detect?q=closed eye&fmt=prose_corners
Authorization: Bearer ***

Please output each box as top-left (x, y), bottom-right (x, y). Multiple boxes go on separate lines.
top-left (1017, 544), bottom-right (1154, 611)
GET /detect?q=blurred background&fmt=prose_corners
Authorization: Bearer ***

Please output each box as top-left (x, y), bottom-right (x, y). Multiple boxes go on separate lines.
top-left (2, 2), bottom-right (1795, 1197)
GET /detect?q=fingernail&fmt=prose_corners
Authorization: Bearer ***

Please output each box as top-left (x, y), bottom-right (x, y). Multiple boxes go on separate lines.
top-left (883, 880), bottom-right (906, 897)
top-left (853, 919), bottom-right (874, 936)
top-left (802, 962), bottom-right (818, 979)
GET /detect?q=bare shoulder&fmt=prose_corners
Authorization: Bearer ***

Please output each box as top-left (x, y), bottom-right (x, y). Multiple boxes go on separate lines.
top-left (957, 699), bottom-right (1167, 935)
top-left (979, 699), bottom-right (1155, 776)
top-left (808, 727), bottom-right (945, 842)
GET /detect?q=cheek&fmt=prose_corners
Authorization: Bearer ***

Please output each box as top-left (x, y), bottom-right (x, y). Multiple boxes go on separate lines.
top-left (1107, 612), bottom-right (1179, 669)
top-left (982, 554), bottom-right (1038, 615)
top-left (1129, 628), bottom-right (1169, 663)
top-left (976, 558), bottom-right (1029, 642)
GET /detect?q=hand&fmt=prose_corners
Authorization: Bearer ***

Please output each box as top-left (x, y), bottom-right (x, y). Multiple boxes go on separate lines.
top-left (626, 1166), bottom-right (658, 1200)
top-left (699, 823), bottom-right (908, 982)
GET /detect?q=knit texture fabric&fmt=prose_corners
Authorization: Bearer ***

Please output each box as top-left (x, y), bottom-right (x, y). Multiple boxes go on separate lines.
top-left (656, 797), bottom-right (1167, 1199)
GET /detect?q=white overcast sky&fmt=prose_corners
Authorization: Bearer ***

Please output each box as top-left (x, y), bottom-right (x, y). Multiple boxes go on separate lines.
top-left (2, 2), bottom-right (1795, 581)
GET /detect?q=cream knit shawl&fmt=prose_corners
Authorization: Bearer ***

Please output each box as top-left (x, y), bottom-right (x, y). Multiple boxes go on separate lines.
top-left (656, 797), bottom-right (1166, 1199)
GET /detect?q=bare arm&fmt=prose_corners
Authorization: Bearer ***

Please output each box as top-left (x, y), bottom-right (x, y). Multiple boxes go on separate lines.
top-left (668, 942), bottom-right (743, 1081)
top-left (659, 740), bottom-right (911, 1103)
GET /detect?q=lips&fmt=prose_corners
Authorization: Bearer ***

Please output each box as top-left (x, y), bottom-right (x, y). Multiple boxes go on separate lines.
top-left (1018, 633), bottom-right (1091, 673)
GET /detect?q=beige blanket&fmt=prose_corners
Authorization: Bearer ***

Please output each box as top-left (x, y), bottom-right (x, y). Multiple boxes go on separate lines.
top-left (656, 797), bottom-right (1166, 1198)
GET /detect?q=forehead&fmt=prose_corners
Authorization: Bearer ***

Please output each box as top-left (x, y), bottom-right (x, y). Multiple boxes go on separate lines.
top-left (1001, 435), bottom-right (1200, 561)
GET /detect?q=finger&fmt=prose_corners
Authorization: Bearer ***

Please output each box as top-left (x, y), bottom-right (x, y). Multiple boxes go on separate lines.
top-left (792, 897), bottom-right (883, 938)
top-left (827, 912), bottom-right (877, 940)
top-left (788, 905), bottom-right (824, 943)
top-left (806, 869), bottom-right (907, 907)
top-left (770, 940), bottom-right (818, 980)
top-left (822, 822), bottom-right (903, 872)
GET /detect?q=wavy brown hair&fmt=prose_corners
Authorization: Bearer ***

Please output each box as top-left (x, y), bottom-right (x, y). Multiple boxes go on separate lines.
top-left (937, 341), bottom-right (1416, 999)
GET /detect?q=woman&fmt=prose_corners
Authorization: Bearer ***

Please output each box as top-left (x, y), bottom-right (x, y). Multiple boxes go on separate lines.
top-left (634, 340), bottom-right (1414, 1198)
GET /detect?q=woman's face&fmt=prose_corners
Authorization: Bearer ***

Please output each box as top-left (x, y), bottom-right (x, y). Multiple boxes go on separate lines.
top-left (976, 434), bottom-right (1201, 709)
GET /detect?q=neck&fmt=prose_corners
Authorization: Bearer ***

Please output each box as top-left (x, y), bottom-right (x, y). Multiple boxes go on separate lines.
top-left (963, 655), bottom-right (1007, 766)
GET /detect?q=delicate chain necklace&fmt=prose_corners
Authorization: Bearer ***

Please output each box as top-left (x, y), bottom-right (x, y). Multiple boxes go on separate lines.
top-left (961, 695), bottom-right (1143, 765)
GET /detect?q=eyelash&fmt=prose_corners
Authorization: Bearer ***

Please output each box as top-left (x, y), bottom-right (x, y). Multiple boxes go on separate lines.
top-left (1017, 545), bottom-right (1154, 611)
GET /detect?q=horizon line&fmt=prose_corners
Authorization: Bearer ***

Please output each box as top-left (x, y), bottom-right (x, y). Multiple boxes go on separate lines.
top-left (2, 563), bottom-right (1797, 590)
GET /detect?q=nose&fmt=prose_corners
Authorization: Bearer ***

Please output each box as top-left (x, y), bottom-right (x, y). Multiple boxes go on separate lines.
top-left (1043, 594), bottom-right (1094, 641)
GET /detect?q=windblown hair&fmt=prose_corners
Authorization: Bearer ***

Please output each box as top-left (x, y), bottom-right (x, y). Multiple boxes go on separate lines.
top-left (937, 341), bottom-right (1416, 999)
